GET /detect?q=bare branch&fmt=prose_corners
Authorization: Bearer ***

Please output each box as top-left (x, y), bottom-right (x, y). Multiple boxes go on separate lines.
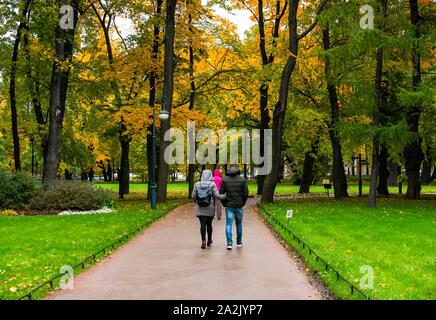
top-left (294, 86), bottom-right (321, 108)
top-left (241, 0), bottom-right (259, 22)
top-left (113, 17), bottom-right (129, 51)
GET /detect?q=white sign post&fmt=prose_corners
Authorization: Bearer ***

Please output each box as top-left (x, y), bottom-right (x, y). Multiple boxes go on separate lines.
top-left (286, 210), bottom-right (293, 229)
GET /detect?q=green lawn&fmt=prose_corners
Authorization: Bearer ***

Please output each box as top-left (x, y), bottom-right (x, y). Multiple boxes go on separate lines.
top-left (97, 182), bottom-right (189, 195)
top-left (95, 181), bottom-right (436, 197)
top-left (0, 200), bottom-right (185, 300)
top-left (272, 184), bottom-right (436, 195)
top-left (259, 198), bottom-right (436, 300)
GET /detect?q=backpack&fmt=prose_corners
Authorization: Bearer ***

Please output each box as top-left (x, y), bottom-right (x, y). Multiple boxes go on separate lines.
top-left (196, 182), bottom-right (213, 207)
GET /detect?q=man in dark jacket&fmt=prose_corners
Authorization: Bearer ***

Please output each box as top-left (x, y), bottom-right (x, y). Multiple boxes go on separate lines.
top-left (220, 165), bottom-right (249, 250)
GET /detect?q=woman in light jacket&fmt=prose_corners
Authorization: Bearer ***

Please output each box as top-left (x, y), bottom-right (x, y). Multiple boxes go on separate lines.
top-left (192, 170), bottom-right (226, 249)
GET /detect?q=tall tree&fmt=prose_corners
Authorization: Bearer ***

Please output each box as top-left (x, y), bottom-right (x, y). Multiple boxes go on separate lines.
top-left (369, 0), bottom-right (388, 208)
top-left (43, 0), bottom-right (79, 185)
top-left (187, 0), bottom-right (196, 198)
top-left (261, 0), bottom-right (328, 203)
top-left (23, 10), bottom-right (45, 129)
top-left (157, 0), bottom-right (177, 202)
top-left (322, 25), bottom-right (348, 199)
top-left (147, 0), bottom-right (163, 200)
top-left (9, 0), bottom-right (32, 172)
top-left (254, 0), bottom-right (287, 195)
top-left (403, 0), bottom-right (424, 199)
top-left (91, 0), bottom-right (130, 199)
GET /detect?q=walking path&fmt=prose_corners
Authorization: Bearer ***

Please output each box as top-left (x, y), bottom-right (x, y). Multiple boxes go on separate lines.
top-left (48, 199), bottom-right (322, 300)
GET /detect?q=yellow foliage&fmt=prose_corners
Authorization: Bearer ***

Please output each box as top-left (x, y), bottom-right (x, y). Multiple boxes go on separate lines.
top-left (0, 210), bottom-right (18, 217)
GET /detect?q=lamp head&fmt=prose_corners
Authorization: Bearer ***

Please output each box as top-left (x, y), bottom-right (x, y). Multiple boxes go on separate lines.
top-left (159, 110), bottom-right (169, 121)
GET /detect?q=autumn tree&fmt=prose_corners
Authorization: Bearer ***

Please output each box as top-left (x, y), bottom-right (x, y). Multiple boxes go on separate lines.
top-left (8, 0), bottom-right (33, 172)
top-left (91, 0), bottom-right (132, 198)
top-left (157, 0), bottom-right (177, 202)
top-left (261, 0), bottom-right (328, 203)
top-left (239, 0), bottom-right (288, 194)
top-left (147, 0), bottom-right (163, 200)
top-left (43, 0), bottom-right (80, 186)
top-left (403, 0), bottom-right (424, 199)
top-left (368, 0), bottom-right (388, 208)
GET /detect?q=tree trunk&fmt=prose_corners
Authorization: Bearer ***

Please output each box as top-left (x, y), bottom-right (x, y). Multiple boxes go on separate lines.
top-left (351, 156), bottom-right (356, 176)
top-left (421, 147), bottom-right (432, 185)
top-left (366, 156), bottom-right (370, 175)
top-left (99, 161), bottom-right (108, 181)
top-left (107, 160), bottom-right (113, 182)
top-left (322, 27), bottom-right (348, 199)
top-left (147, 0), bottom-right (162, 200)
top-left (377, 146), bottom-right (389, 195)
top-left (187, 165), bottom-right (196, 198)
top-left (358, 153), bottom-right (363, 196)
top-left (81, 170), bottom-right (87, 182)
top-left (404, 0), bottom-right (424, 199)
top-left (88, 167), bottom-right (94, 182)
top-left (9, 0), bottom-right (32, 172)
top-left (257, 84), bottom-right (270, 195)
top-left (119, 133), bottom-right (130, 199)
top-left (255, 0), bottom-right (282, 195)
top-left (430, 166), bottom-right (436, 183)
top-left (368, 0), bottom-right (386, 207)
top-left (187, 0), bottom-right (196, 199)
top-left (23, 13), bottom-right (47, 167)
top-left (368, 142), bottom-right (379, 208)
top-left (299, 153), bottom-right (315, 194)
top-left (23, 10), bottom-right (45, 128)
top-left (299, 136), bottom-right (320, 194)
top-left (157, 0), bottom-right (177, 203)
top-left (92, 1), bottom-right (132, 197)
top-left (43, 0), bottom-right (79, 186)
top-left (421, 161), bottom-right (431, 185)
top-left (261, 0), bottom-right (299, 203)
top-left (388, 159), bottom-right (398, 186)
top-left (112, 159), bottom-right (116, 181)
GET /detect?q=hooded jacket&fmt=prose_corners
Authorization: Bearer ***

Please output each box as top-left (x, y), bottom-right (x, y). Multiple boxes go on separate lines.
top-left (219, 166), bottom-right (249, 208)
top-left (213, 169), bottom-right (223, 191)
top-left (192, 170), bottom-right (225, 217)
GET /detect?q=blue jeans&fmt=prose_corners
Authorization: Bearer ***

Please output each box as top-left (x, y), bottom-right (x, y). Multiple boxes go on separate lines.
top-left (225, 208), bottom-right (243, 246)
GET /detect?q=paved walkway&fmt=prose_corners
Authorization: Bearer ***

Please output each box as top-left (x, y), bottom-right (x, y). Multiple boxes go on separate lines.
top-left (48, 199), bottom-right (322, 300)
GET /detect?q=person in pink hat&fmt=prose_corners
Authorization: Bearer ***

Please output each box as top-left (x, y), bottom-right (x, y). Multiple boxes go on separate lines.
top-left (213, 169), bottom-right (223, 220)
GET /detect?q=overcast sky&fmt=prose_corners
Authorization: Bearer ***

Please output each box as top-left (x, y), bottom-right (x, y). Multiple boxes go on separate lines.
top-left (213, 6), bottom-right (255, 39)
top-left (116, 5), bottom-right (255, 40)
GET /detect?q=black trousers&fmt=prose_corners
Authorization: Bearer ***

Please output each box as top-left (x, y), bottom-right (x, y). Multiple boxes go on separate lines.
top-left (198, 216), bottom-right (214, 241)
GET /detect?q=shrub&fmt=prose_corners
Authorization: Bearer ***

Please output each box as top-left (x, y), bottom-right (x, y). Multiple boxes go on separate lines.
top-left (0, 172), bottom-right (41, 209)
top-left (0, 209), bottom-right (18, 216)
top-left (29, 181), bottom-right (114, 211)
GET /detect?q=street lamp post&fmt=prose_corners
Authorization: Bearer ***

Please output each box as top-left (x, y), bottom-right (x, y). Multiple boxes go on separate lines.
top-left (150, 107), bottom-right (157, 210)
top-left (150, 105), bottom-right (170, 210)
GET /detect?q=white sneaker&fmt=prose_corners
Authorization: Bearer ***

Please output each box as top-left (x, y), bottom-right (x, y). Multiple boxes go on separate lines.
top-left (237, 243), bottom-right (243, 248)
top-left (227, 245), bottom-right (232, 250)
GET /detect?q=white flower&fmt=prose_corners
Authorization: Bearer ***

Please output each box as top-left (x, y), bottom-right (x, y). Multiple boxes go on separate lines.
top-left (58, 207), bottom-right (114, 216)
